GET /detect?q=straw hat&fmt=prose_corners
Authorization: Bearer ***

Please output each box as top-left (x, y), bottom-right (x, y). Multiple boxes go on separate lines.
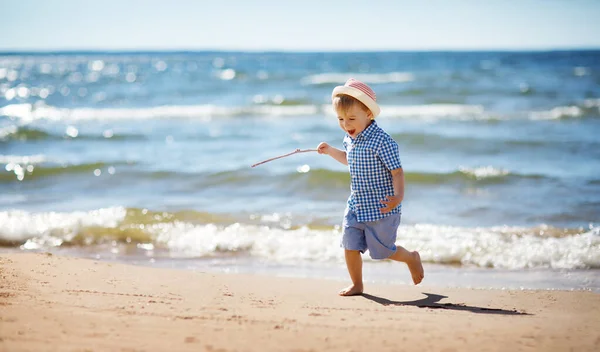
top-left (332, 78), bottom-right (380, 117)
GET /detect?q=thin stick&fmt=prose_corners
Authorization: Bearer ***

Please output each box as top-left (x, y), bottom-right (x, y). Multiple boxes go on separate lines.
top-left (251, 148), bottom-right (317, 168)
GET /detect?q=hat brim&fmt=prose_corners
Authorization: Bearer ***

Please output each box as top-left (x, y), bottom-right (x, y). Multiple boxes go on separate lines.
top-left (332, 86), bottom-right (381, 117)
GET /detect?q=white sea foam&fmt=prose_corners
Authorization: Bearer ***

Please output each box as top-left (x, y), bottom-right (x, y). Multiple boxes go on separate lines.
top-left (0, 155), bottom-right (49, 181)
top-left (406, 224), bottom-right (600, 270)
top-left (0, 154), bottom-right (47, 164)
top-left (458, 166), bottom-right (509, 180)
top-left (1, 208), bottom-right (598, 270)
top-left (153, 222), bottom-right (600, 270)
top-left (380, 104), bottom-right (485, 119)
top-left (530, 106), bottom-right (584, 120)
top-left (301, 72), bottom-right (414, 85)
top-left (153, 222), bottom-right (343, 262)
top-left (0, 103), bottom-right (319, 122)
top-left (0, 103), bottom-right (220, 122)
top-left (0, 207), bottom-right (127, 246)
top-left (0, 101), bottom-right (595, 123)
top-left (0, 102), bottom-right (499, 122)
top-left (583, 98), bottom-right (600, 108)
top-left (0, 125), bottom-right (18, 139)
top-left (321, 103), bottom-right (487, 120)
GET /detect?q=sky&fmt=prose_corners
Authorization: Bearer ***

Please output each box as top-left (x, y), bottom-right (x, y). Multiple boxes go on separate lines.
top-left (0, 0), bottom-right (599, 51)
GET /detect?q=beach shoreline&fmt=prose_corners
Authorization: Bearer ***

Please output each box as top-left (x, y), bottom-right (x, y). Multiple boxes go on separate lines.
top-left (1, 253), bottom-right (598, 351)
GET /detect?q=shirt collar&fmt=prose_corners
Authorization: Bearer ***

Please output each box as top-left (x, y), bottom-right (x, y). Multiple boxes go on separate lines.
top-left (352, 120), bottom-right (377, 141)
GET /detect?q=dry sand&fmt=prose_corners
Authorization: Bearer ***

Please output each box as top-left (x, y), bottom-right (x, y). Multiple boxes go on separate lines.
top-left (1, 253), bottom-right (599, 351)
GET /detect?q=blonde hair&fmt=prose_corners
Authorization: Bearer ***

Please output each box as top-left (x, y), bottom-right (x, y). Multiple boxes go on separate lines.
top-left (333, 94), bottom-right (370, 115)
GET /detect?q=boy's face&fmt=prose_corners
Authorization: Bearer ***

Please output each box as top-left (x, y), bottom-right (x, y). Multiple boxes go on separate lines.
top-left (336, 104), bottom-right (373, 138)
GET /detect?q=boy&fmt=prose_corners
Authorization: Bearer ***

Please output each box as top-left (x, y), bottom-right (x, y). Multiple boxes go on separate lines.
top-left (317, 78), bottom-right (424, 296)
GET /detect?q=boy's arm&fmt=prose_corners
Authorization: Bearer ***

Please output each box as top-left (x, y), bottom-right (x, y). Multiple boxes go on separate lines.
top-left (380, 167), bottom-right (404, 213)
top-left (391, 167), bottom-right (405, 202)
top-left (327, 147), bottom-right (348, 166)
top-left (317, 142), bottom-right (348, 166)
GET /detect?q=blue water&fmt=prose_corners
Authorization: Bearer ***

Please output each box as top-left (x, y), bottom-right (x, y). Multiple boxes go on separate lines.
top-left (1, 51), bottom-right (599, 290)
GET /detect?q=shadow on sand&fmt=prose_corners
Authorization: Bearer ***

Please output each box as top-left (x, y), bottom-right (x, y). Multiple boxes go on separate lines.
top-left (361, 292), bottom-right (530, 316)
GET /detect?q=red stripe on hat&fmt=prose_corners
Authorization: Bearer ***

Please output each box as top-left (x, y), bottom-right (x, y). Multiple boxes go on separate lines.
top-left (346, 79), bottom-right (377, 102)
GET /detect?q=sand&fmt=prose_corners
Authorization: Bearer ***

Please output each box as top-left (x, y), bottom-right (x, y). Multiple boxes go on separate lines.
top-left (1, 253), bottom-right (599, 351)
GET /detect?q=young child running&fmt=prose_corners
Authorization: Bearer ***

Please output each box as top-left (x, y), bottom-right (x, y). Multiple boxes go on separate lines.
top-left (317, 78), bottom-right (424, 296)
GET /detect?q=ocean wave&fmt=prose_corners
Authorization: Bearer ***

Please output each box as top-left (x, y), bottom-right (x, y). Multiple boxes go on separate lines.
top-left (201, 167), bottom-right (534, 189)
top-left (0, 207), bottom-right (238, 246)
top-left (391, 131), bottom-right (543, 149)
top-left (2, 101), bottom-right (597, 123)
top-left (404, 224), bottom-right (599, 270)
top-left (530, 99), bottom-right (600, 120)
top-left (583, 98), bottom-right (600, 108)
top-left (301, 72), bottom-right (414, 85)
top-left (390, 131), bottom-right (599, 155)
top-left (379, 104), bottom-right (486, 119)
top-left (0, 160), bottom-right (123, 182)
top-left (288, 167), bottom-right (540, 186)
top-left (0, 103), bottom-right (487, 121)
top-left (409, 168), bottom-right (543, 184)
top-left (0, 207), bottom-right (129, 246)
top-left (530, 106), bottom-right (585, 120)
top-left (457, 166), bottom-right (509, 180)
top-left (0, 103), bottom-right (320, 122)
top-left (1, 207), bottom-right (598, 270)
top-left (0, 125), bottom-right (146, 142)
top-left (0, 154), bottom-right (47, 164)
top-left (0, 157), bottom-right (543, 185)
top-left (0, 125), bottom-right (50, 141)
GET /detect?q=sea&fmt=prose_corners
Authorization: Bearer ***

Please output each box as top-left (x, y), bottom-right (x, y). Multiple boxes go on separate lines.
top-left (1, 50), bottom-right (599, 292)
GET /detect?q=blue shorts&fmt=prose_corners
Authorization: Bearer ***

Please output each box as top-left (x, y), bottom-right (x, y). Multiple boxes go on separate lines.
top-left (341, 207), bottom-right (401, 259)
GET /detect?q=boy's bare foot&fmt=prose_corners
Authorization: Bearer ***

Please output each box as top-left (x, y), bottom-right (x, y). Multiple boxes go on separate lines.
top-left (407, 251), bottom-right (424, 285)
top-left (338, 284), bottom-right (363, 296)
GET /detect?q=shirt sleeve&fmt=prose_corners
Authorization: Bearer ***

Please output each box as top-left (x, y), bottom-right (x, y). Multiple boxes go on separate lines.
top-left (377, 136), bottom-right (402, 170)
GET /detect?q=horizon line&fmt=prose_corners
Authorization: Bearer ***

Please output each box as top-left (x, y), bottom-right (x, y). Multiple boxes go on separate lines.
top-left (1, 46), bottom-right (600, 55)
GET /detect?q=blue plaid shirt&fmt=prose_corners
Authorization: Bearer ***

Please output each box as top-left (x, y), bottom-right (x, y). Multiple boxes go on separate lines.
top-left (343, 121), bottom-right (402, 222)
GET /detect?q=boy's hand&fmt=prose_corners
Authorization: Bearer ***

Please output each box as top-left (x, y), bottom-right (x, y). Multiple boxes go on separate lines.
top-left (380, 195), bottom-right (401, 213)
top-left (317, 142), bottom-right (330, 155)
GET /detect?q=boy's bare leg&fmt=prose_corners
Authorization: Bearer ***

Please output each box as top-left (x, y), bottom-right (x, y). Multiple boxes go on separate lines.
top-left (339, 250), bottom-right (363, 296)
top-left (388, 246), bottom-right (424, 285)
